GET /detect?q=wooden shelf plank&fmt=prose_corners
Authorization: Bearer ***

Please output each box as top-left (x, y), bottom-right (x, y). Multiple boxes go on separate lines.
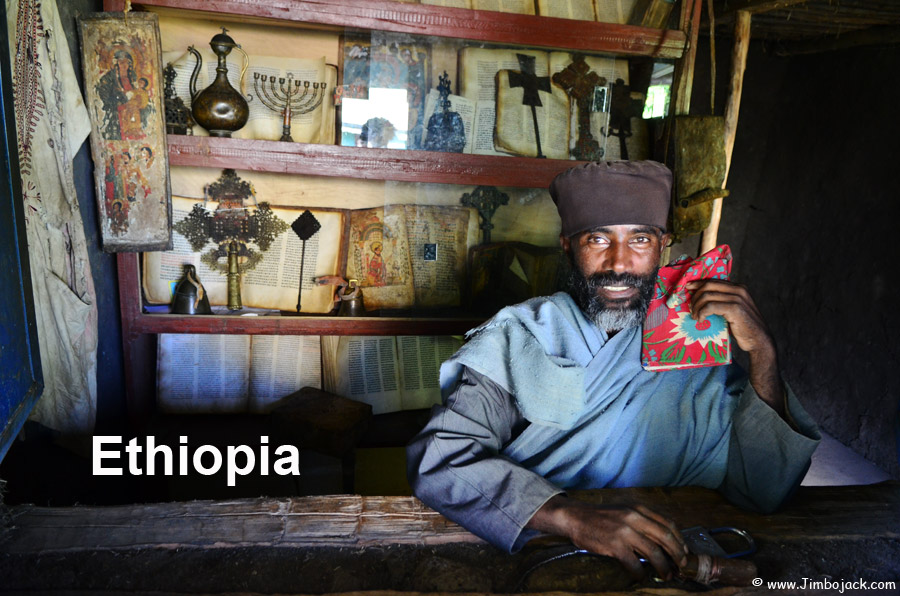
top-left (119, 0), bottom-right (686, 58)
top-left (131, 313), bottom-right (482, 336)
top-left (117, 254), bottom-right (481, 337)
top-left (5, 484), bottom-right (899, 553)
top-left (168, 135), bottom-right (585, 188)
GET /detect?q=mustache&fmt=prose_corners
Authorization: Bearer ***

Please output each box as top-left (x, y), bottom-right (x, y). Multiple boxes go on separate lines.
top-left (583, 271), bottom-right (652, 289)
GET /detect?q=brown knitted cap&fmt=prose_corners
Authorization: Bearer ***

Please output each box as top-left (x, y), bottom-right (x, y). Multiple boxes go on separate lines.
top-left (550, 160), bottom-right (672, 236)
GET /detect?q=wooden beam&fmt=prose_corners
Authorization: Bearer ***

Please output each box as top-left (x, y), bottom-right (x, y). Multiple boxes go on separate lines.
top-left (718, 0), bottom-right (808, 19)
top-left (700, 10), bottom-right (751, 253)
top-left (775, 24), bottom-right (900, 56)
top-left (109, 0), bottom-right (687, 58)
top-left (673, 0), bottom-right (705, 116)
top-left (4, 484), bottom-right (898, 554)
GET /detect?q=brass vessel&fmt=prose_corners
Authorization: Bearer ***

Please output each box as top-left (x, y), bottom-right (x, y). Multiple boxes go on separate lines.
top-left (188, 28), bottom-right (249, 137)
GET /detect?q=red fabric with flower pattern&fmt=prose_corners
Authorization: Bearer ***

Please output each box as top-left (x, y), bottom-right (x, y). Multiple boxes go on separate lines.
top-left (641, 245), bottom-right (732, 371)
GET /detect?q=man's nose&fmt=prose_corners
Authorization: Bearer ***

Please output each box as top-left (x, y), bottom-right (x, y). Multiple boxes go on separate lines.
top-left (604, 242), bottom-right (631, 273)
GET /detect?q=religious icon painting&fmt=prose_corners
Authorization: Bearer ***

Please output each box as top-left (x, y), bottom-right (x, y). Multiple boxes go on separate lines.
top-left (79, 12), bottom-right (172, 251)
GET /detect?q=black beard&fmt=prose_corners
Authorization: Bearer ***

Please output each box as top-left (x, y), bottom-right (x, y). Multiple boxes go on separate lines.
top-left (567, 266), bottom-right (658, 332)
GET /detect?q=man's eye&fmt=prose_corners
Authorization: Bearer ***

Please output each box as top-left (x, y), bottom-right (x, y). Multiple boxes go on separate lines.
top-left (588, 235), bottom-right (609, 244)
top-left (632, 236), bottom-right (651, 244)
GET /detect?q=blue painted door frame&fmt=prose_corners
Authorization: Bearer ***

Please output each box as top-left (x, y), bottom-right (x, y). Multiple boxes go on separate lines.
top-left (0, 0), bottom-right (44, 463)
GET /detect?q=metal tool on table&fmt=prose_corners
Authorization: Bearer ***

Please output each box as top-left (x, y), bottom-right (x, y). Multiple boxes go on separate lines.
top-left (514, 525), bottom-right (757, 591)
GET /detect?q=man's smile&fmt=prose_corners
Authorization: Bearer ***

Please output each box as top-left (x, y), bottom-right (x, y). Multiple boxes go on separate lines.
top-left (598, 285), bottom-right (639, 300)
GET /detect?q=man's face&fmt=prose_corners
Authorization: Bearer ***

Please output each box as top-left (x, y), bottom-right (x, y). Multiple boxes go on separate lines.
top-left (561, 224), bottom-right (669, 332)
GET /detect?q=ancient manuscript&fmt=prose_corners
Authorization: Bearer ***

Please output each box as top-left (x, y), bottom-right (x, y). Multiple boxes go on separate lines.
top-left (535, 0), bottom-right (637, 23)
top-left (157, 334), bottom-right (322, 413)
top-left (494, 67), bottom-right (570, 159)
top-left (322, 335), bottom-right (463, 414)
top-left (345, 204), bottom-right (476, 311)
top-left (420, 0), bottom-right (534, 12)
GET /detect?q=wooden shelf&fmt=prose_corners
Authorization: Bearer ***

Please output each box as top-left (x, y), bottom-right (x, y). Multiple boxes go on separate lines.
top-left (117, 254), bottom-right (481, 337)
top-left (106, 0), bottom-right (694, 423)
top-left (117, 0), bottom-right (686, 59)
top-left (168, 135), bottom-right (590, 188)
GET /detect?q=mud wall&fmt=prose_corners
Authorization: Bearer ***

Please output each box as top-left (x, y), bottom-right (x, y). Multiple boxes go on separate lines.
top-left (696, 39), bottom-right (900, 477)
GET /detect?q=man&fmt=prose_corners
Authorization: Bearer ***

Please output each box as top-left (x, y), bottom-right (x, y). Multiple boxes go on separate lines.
top-left (407, 160), bottom-right (820, 580)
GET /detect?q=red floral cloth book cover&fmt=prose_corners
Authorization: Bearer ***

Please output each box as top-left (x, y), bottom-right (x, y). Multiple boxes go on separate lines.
top-left (641, 245), bottom-right (732, 371)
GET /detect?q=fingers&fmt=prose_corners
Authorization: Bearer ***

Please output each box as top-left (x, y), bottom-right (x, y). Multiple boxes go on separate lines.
top-left (633, 504), bottom-right (689, 565)
top-left (567, 504), bottom-right (684, 581)
top-left (686, 281), bottom-right (759, 320)
top-left (685, 280), bottom-right (773, 354)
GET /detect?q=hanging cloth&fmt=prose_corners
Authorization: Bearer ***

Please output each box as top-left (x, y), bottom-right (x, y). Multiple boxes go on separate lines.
top-left (7, 0), bottom-right (97, 434)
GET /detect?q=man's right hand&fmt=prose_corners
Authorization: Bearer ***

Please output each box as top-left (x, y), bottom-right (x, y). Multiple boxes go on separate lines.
top-left (526, 495), bottom-right (689, 580)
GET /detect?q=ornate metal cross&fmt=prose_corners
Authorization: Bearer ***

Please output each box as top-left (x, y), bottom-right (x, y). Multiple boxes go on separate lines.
top-left (552, 54), bottom-right (606, 161)
top-left (507, 53), bottom-right (551, 158)
top-left (460, 186), bottom-right (510, 244)
top-left (604, 78), bottom-right (645, 160)
top-left (174, 169), bottom-right (288, 310)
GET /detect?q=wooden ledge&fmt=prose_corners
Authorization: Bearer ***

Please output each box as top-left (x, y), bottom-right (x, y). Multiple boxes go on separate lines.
top-left (3, 483), bottom-right (898, 554)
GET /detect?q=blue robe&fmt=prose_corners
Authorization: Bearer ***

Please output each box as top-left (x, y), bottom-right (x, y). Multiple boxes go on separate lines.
top-left (407, 293), bottom-right (820, 552)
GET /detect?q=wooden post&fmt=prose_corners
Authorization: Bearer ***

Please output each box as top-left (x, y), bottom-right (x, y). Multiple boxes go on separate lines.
top-left (700, 10), bottom-right (751, 254)
top-left (671, 0), bottom-right (704, 116)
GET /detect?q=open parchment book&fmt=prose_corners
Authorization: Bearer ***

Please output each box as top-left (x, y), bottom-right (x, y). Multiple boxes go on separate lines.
top-left (344, 204), bottom-right (478, 311)
top-left (494, 67), bottom-right (570, 159)
top-left (458, 47), bottom-right (551, 157)
top-left (157, 334), bottom-right (322, 413)
top-left (322, 335), bottom-right (463, 414)
top-left (419, 0), bottom-right (535, 13)
top-left (535, 0), bottom-right (637, 23)
top-left (144, 198), bottom-right (476, 312)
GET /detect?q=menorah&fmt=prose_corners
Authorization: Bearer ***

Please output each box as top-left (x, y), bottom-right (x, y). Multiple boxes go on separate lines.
top-left (253, 72), bottom-right (327, 142)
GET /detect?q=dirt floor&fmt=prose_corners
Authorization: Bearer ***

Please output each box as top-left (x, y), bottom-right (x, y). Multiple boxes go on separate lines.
top-left (1, 536), bottom-right (898, 594)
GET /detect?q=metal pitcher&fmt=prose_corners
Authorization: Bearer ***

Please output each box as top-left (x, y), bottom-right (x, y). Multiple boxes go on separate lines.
top-left (188, 27), bottom-right (249, 137)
